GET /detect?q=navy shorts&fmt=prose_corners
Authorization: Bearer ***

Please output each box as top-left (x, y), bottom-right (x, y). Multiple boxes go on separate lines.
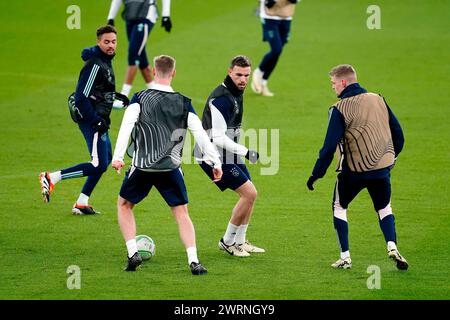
top-left (262, 18), bottom-right (291, 45)
top-left (333, 171), bottom-right (391, 212)
top-left (199, 162), bottom-right (251, 192)
top-left (126, 19), bottom-right (154, 68)
top-left (119, 167), bottom-right (188, 207)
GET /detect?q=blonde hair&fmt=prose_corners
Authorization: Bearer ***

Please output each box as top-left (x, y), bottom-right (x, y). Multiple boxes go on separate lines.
top-left (329, 64), bottom-right (357, 80)
top-left (153, 55), bottom-right (176, 78)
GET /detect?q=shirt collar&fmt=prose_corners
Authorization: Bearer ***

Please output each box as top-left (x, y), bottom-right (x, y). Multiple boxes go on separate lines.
top-left (149, 82), bottom-right (174, 93)
top-left (223, 75), bottom-right (243, 97)
top-left (338, 82), bottom-right (367, 99)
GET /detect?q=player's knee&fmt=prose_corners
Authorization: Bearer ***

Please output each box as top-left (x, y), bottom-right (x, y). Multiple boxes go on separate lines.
top-left (90, 157), bottom-right (100, 169)
top-left (118, 196), bottom-right (133, 210)
top-left (99, 160), bottom-right (109, 173)
top-left (244, 186), bottom-right (257, 203)
top-left (270, 44), bottom-right (283, 56)
top-left (378, 203), bottom-right (392, 220)
top-left (92, 158), bottom-right (108, 174)
top-left (171, 205), bottom-right (189, 221)
top-left (333, 202), bottom-right (347, 221)
top-left (251, 188), bottom-right (258, 202)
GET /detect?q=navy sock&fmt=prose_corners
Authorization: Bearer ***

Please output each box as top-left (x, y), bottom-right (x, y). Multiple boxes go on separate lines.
top-left (379, 214), bottom-right (397, 243)
top-left (333, 217), bottom-right (349, 252)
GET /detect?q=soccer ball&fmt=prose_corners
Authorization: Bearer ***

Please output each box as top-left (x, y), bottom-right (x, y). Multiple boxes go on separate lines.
top-left (136, 235), bottom-right (155, 260)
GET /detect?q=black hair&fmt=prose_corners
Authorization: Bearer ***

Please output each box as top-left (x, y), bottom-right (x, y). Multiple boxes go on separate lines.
top-left (96, 25), bottom-right (117, 39)
top-left (230, 55), bottom-right (252, 68)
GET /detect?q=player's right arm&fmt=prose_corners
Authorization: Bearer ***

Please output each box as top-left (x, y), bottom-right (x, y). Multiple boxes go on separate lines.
top-left (311, 107), bottom-right (345, 179)
top-left (74, 60), bottom-right (103, 125)
top-left (112, 94), bottom-right (140, 172)
top-left (307, 107), bottom-right (345, 190)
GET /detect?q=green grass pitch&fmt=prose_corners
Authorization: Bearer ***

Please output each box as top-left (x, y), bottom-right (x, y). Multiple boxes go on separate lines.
top-left (0, 0), bottom-right (449, 300)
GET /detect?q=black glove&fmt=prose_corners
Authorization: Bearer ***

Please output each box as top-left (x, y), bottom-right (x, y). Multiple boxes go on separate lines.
top-left (307, 175), bottom-right (318, 191)
top-left (245, 150), bottom-right (259, 164)
top-left (288, 0), bottom-right (298, 4)
top-left (93, 118), bottom-right (109, 134)
top-left (161, 17), bottom-right (172, 32)
top-left (114, 92), bottom-right (130, 107)
top-left (265, 0), bottom-right (276, 9)
top-left (107, 19), bottom-right (114, 26)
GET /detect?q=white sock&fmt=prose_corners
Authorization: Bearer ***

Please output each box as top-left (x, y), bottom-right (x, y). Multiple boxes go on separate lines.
top-left (76, 193), bottom-right (89, 206)
top-left (340, 250), bottom-right (350, 260)
top-left (121, 84), bottom-right (132, 97)
top-left (126, 239), bottom-right (138, 258)
top-left (223, 222), bottom-right (239, 245)
top-left (146, 81), bottom-right (154, 89)
top-left (186, 246), bottom-right (199, 264)
top-left (387, 241), bottom-right (397, 252)
top-left (49, 171), bottom-right (61, 185)
top-left (262, 79), bottom-right (268, 86)
top-left (235, 224), bottom-right (248, 245)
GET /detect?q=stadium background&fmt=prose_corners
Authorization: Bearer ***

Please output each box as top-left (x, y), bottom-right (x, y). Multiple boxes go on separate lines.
top-left (0, 0), bottom-right (448, 299)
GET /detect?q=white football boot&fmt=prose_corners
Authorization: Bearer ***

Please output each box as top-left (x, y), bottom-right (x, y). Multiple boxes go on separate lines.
top-left (261, 83), bottom-right (274, 97)
top-left (331, 257), bottom-right (352, 269)
top-left (388, 249), bottom-right (408, 270)
top-left (219, 238), bottom-right (250, 257)
top-left (240, 240), bottom-right (265, 253)
top-left (251, 68), bottom-right (263, 94)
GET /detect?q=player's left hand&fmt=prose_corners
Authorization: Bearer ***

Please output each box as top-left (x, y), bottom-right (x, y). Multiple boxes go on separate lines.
top-left (161, 17), bottom-right (172, 32)
top-left (245, 150), bottom-right (259, 164)
top-left (114, 92), bottom-right (130, 107)
top-left (93, 118), bottom-right (109, 134)
top-left (306, 175), bottom-right (317, 191)
top-left (212, 167), bottom-right (223, 182)
top-left (112, 160), bottom-right (125, 174)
